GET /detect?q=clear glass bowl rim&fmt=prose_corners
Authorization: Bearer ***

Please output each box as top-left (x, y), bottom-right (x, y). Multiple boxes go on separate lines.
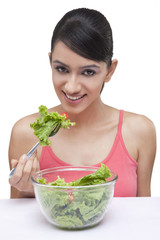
top-left (31, 166), bottom-right (118, 189)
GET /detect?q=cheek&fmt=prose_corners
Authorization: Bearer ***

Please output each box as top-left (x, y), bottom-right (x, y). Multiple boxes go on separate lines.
top-left (86, 77), bottom-right (104, 94)
top-left (52, 72), bottom-right (64, 87)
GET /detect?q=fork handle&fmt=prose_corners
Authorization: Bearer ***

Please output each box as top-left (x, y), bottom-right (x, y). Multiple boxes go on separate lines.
top-left (26, 141), bottom-right (40, 158)
top-left (9, 142), bottom-right (40, 178)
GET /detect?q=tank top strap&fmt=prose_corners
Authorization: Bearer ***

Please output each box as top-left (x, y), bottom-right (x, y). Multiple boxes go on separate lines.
top-left (117, 110), bottom-right (124, 134)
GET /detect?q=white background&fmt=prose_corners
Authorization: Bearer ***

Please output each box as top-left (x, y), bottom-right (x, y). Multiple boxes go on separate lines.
top-left (0, 0), bottom-right (159, 198)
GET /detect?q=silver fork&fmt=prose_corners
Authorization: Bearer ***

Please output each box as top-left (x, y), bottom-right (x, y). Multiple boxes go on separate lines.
top-left (9, 123), bottom-right (61, 178)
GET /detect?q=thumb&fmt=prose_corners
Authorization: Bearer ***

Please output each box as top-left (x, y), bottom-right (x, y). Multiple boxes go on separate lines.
top-left (11, 159), bottom-right (18, 168)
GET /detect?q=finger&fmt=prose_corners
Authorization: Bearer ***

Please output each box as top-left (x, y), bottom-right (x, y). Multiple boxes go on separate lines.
top-left (36, 158), bottom-right (40, 172)
top-left (10, 154), bottom-right (27, 184)
top-left (30, 155), bottom-right (39, 178)
top-left (22, 151), bottom-right (37, 182)
top-left (11, 159), bottom-right (18, 169)
top-left (33, 150), bottom-right (39, 172)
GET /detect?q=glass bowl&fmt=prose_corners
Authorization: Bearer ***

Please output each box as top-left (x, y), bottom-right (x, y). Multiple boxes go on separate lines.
top-left (31, 166), bottom-right (118, 229)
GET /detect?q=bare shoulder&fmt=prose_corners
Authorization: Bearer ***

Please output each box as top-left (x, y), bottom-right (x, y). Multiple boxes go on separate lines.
top-left (123, 111), bottom-right (156, 141)
top-left (11, 112), bottom-right (39, 140)
top-left (122, 110), bottom-right (156, 164)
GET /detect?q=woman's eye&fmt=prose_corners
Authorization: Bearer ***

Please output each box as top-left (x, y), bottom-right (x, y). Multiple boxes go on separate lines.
top-left (55, 66), bottom-right (68, 73)
top-left (83, 70), bottom-right (96, 76)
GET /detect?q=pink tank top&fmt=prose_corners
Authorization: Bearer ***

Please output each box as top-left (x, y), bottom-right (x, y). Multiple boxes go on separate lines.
top-left (39, 110), bottom-right (138, 197)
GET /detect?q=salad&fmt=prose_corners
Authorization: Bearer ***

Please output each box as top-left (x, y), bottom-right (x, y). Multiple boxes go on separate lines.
top-left (30, 105), bottom-right (75, 146)
top-left (35, 164), bottom-right (113, 229)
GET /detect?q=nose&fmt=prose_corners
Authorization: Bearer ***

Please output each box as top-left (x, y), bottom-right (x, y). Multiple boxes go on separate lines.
top-left (64, 74), bottom-right (81, 95)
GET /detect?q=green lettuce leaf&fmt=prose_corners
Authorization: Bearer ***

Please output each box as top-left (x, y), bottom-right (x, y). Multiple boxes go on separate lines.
top-left (73, 163), bottom-right (112, 186)
top-left (30, 105), bottom-right (75, 146)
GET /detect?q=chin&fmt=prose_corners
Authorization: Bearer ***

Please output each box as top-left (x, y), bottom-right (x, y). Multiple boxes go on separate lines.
top-left (63, 103), bottom-right (94, 117)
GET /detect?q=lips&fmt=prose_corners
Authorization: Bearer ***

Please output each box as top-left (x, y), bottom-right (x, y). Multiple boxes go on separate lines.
top-left (62, 91), bottom-right (86, 103)
top-left (66, 93), bottom-right (85, 101)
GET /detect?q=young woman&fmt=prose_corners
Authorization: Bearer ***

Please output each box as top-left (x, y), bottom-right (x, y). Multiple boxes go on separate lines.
top-left (9, 8), bottom-right (156, 198)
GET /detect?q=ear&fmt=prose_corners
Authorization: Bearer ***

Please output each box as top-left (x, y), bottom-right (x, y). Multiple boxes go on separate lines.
top-left (104, 59), bottom-right (118, 83)
top-left (48, 52), bottom-right (52, 67)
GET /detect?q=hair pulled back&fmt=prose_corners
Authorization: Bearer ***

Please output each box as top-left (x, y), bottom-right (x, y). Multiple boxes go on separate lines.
top-left (51, 8), bottom-right (113, 67)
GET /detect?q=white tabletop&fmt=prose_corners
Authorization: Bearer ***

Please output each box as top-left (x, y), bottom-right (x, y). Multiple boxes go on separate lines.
top-left (0, 197), bottom-right (160, 240)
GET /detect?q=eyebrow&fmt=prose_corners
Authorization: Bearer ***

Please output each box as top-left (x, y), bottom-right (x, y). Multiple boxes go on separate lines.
top-left (52, 60), bottom-right (100, 69)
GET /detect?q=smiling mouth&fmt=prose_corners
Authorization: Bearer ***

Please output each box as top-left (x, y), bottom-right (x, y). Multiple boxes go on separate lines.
top-left (62, 91), bottom-right (86, 101)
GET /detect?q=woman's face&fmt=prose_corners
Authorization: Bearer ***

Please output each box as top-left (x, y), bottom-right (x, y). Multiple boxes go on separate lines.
top-left (49, 41), bottom-right (111, 114)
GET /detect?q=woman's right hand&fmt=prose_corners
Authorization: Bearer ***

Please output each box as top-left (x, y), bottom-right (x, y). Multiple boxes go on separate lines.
top-left (9, 151), bottom-right (39, 197)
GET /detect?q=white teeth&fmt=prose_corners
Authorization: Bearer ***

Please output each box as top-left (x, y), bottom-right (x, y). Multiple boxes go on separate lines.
top-left (66, 94), bottom-right (83, 101)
